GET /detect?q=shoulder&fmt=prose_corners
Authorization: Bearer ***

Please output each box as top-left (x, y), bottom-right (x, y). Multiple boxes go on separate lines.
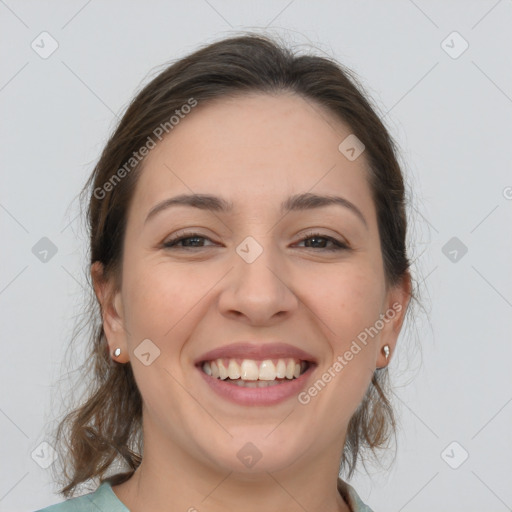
top-left (33, 481), bottom-right (129, 512)
top-left (337, 477), bottom-right (375, 512)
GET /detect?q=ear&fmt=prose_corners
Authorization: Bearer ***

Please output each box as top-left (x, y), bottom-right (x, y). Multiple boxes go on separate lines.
top-left (376, 272), bottom-right (412, 369)
top-left (91, 261), bottom-right (130, 363)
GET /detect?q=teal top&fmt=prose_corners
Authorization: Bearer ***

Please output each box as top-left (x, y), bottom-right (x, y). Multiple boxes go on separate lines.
top-left (35, 478), bottom-right (374, 512)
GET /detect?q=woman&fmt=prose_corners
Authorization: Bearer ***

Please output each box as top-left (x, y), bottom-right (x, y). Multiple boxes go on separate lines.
top-left (36, 33), bottom-right (413, 512)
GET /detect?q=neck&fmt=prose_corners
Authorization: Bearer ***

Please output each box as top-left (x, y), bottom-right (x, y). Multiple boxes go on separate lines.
top-left (111, 421), bottom-right (351, 512)
top-left (114, 466), bottom-right (350, 512)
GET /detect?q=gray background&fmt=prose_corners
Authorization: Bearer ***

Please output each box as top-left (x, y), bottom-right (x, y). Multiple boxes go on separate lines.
top-left (1, 1), bottom-right (511, 511)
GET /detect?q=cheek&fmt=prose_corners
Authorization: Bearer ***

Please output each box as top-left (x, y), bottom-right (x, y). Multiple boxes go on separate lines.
top-left (323, 267), bottom-right (383, 405)
top-left (121, 259), bottom-right (195, 336)
top-left (314, 265), bottom-right (385, 343)
top-left (305, 270), bottom-right (381, 425)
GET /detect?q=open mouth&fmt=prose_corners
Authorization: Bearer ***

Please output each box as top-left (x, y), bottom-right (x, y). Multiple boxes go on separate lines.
top-left (198, 358), bottom-right (312, 388)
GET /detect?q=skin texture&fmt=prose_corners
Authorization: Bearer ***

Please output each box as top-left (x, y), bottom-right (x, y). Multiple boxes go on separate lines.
top-left (92, 92), bottom-right (411, 512)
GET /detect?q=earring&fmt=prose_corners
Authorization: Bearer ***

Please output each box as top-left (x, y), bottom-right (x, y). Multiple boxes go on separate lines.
top-left (113, 347), bottom-right (121, 357)
top-left (382, 345), bottom-right (390, 361)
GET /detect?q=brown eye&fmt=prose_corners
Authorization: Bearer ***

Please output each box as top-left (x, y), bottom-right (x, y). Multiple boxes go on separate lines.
top-left (163, 233), bottom-right (215, 249)
top-left (296, 232), bottom-right (349, 252)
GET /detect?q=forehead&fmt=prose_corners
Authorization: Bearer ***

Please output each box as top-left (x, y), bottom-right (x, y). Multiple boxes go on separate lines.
top-left (130, 92), bottom-right (376, 224)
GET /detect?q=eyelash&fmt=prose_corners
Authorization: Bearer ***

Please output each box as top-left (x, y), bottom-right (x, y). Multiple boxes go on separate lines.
top-left (162, 231), bottom-right (349, 252)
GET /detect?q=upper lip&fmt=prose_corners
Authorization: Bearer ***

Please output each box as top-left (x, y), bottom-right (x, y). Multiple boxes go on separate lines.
top-left (194, 342), bottom-right (318, 365)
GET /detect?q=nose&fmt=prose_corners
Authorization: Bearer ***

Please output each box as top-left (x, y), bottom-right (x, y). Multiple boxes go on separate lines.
top-left (217, 241), bottom-right (299, 326)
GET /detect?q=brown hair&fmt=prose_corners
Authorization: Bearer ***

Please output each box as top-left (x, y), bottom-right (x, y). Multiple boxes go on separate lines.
top-left (50, 33), bottom-right (414, 497)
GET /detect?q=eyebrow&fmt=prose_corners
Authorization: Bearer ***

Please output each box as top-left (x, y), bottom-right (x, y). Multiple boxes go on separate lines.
top-left (145, 192), bottom-right (368, 228)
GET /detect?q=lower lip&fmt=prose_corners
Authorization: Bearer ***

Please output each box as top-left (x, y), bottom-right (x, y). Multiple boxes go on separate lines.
top-left (197, 364), bottom-right (316, 406)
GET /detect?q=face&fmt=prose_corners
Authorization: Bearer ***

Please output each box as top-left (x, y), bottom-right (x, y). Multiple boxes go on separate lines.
top-left (95, 92), bottom-right (410, 477)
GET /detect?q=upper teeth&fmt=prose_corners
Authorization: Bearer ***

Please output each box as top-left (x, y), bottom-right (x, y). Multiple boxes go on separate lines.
top-left (202, 358), bottom-right (307, 381)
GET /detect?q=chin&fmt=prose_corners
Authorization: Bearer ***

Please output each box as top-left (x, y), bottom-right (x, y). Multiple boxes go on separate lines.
top-left (201, 435), bottom-right (308, 476)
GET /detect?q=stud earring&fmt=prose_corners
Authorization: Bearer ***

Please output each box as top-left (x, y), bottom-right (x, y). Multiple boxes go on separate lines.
top-left (382, 345), bottom-right (390, 361)
top-left (113, 347), bottom-right (121, 357)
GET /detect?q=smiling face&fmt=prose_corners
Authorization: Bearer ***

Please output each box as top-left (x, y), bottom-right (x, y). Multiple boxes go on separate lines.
top-left (94, 92), bottom-right (410, 480)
